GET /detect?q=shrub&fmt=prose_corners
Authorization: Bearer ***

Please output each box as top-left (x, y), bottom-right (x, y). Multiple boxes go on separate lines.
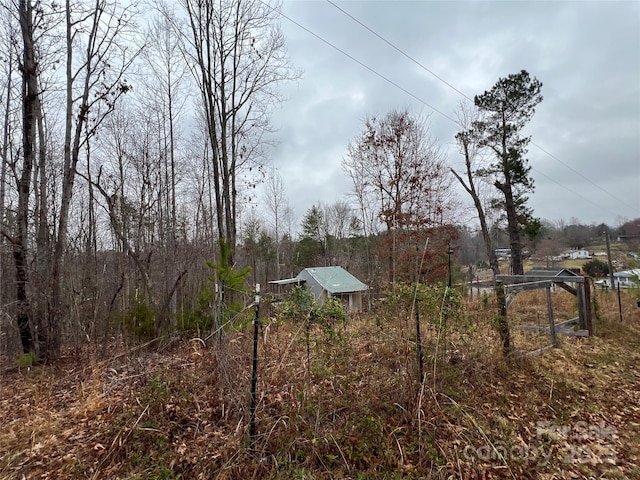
top-left (205, 239), bottom-right (252, 330)
top-left (277, 285), bottom-right (349, 364)
top-left (119, 296), bottom-right (157, 340)
top-left (278, 285), bottom-right (347, 326)
top-left (582, 259), bottom-right (610, 278)
top-left (177, 288), bottom-right (215, 335)
top-left (384, 282), bottom-right (466, 332)
top-left (16, 351), bottom-right (37, 368)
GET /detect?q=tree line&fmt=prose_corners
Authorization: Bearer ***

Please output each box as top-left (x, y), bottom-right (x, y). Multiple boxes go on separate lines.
top-left (0, 0), bottom-right (299, 359)
top-left (2, 0), bottom-right (585, 361)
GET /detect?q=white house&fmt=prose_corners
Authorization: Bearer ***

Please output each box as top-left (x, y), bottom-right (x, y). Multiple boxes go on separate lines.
top-left (566, 249), bottom-right (592, 260)
top-left (595, 269), bottom-right (640, 289)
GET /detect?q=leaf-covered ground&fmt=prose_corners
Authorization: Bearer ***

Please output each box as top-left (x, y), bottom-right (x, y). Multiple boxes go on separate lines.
top-left (1, 288), bottom-right (639, 479)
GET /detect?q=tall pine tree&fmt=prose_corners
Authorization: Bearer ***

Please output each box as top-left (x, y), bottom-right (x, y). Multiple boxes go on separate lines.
top-left (473, 70), bottom-right (543, 275)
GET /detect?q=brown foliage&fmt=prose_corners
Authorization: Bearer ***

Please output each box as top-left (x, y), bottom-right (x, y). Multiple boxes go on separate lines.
top-left (374, 225), bottom-right (458, 284)
top-left (1, 289), bottom-right (639, 479)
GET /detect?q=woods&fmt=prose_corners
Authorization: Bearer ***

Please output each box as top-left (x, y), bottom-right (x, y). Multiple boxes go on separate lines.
top-left (0, 0), bottom-right (635, 363)
top-left (0, 0), bottom-right (299, 359)
top-left (1, 2), bottom-right (639, 479)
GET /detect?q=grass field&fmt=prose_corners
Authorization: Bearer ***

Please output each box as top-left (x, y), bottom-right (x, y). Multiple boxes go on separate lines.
top-left (1, 287), bottom-right (639, 479)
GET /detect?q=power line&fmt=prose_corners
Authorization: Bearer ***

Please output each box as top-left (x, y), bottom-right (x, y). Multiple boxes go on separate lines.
top-left (263, 2), bottom-right (460, 125)
top-left (324, 0), bottom-right (635, 214)
top-left (529, 141), bottom-right (636, 211)
top-left (528, 166), bottom-right (615, 218)
top-left (266, 1), bottom-right (630, 219)
top-left (325, 0), bottom-right (474, 103)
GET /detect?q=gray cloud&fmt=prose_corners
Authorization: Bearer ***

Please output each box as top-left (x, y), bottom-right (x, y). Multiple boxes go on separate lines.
top-left (263, 0), bottom-right (639, 232)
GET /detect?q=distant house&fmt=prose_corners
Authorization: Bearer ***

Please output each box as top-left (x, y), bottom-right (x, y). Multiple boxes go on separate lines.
top-left (616, 269), bottom-right (640, 288)
top-left (595, 269), bottom-right (640, 289)
top-left (270, 266), bottom-right (368, 313)
top-left (566, 249), bottom-right (591, 260)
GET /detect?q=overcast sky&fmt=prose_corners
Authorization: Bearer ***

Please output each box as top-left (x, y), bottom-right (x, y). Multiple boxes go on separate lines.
top-left (257, 0), bottom-right (639, 232)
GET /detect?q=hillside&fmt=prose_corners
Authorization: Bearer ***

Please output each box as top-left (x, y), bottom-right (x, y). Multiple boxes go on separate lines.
top-left (1, 288), bottom-right (639, 479)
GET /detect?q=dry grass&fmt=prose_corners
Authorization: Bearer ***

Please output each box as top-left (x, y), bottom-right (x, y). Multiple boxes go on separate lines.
top-left (1, 288), bottom-right (639, 479)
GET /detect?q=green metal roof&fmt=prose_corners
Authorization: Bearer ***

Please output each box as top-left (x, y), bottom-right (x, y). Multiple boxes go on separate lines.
top-left (269, 266), bottom-right (368, 293)
top-left (300, 266), bottom-right (368, 294)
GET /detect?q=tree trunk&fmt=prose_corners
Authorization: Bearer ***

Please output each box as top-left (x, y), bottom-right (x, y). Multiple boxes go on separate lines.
top-left (494, 282), bottom-right (512, 356)
top-left (0, 39), bottom-right (13, 317)
top-left (46, 0), bottom-right (83, 360)
top-left (34, 75), bottom-right (50, 355)
top-left (450, 138), bottom-right (500, 278)
top-left (453, 123), bottom-right (499, 276)
top-left (48, 0), bottom-right (136, 357)
top-left (500, 176), bottom-right (524, 275)
top-left (15, 0), bottom-right (38, 354)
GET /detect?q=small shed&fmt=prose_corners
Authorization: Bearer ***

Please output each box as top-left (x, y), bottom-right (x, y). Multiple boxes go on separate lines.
top-left (270, 266), bottom-right (368, 313)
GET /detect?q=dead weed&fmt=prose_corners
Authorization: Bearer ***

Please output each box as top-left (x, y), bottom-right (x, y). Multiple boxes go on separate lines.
top-left (0, 289), bottom-right (638, 479)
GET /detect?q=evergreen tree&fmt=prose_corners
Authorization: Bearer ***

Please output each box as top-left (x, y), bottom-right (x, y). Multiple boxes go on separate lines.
top-left (296, 205), bottom-right (328, 266)
top-left (473, 70), bottom-right (543, 275)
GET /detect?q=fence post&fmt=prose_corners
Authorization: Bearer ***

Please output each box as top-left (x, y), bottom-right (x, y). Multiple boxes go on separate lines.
top-left (577, 282), bottom-right (586, 331)
top-left (414, 289), bottom-right (423, 385)
top-left (546, 286), bottom-right (557, 348)
top-left (495, 281), bottom-right (512, 356)
top-left (583, 279), bottom-right (593, 335)
top-left (249, 283), bottom-right (260, 454)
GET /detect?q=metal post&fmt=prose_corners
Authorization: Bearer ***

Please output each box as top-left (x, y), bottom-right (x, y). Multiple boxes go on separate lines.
top-left (605, 228), bottom-right (615, 290)
top-left (447, 243), bottom-right (454, 288)
top-left (249, 284), bottom-right (260, 454)
top-left (617, 282), bottom-right (623, 322)
top-left (546, 286), bottom-right (557, 348)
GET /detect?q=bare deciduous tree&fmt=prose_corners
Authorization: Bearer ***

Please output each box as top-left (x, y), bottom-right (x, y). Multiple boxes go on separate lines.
top-left (12, 0), bottom-right (40, 353)
top-left (343, 109), bottom-right (457, 283)
top-left (181, 0), bottom-right (297, 265)
top-left (0, 12), bottom-right (19, 324)
top-left (262, 168), bottom-right (289, 279)
top-left (325, 200), bottom-right (352, 241)
top-left (44, 0), bottom-right (139, 358)
top-left (451, 101), bottom-right (500, 277)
